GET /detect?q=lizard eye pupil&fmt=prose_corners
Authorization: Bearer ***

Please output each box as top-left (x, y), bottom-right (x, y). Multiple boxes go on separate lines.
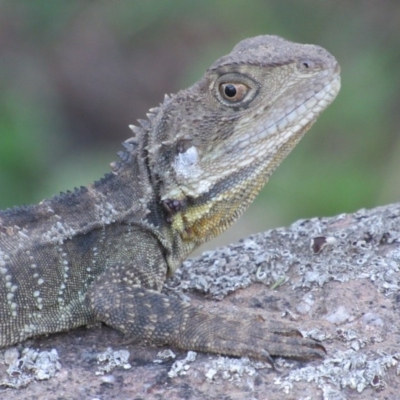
top-left (224, 84), bottom-right (237, 98)
top-left (219, 82), bottom-right (249, 103)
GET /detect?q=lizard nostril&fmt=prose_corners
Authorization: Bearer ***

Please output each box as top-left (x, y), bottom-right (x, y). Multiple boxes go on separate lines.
top-left (298, 59), bottom-right (316, 71)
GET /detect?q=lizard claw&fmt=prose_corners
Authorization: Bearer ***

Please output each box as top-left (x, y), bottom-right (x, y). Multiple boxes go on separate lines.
top-left (260, 349), bottom-right (276, 369)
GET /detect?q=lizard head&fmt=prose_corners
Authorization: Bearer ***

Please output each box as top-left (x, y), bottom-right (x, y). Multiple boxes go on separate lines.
top-left (143, 35), bottom-right (341, 260)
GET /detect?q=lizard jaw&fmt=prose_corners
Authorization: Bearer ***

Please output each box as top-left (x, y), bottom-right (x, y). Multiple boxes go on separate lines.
top-left (167, 75), bottom-right (340, 251)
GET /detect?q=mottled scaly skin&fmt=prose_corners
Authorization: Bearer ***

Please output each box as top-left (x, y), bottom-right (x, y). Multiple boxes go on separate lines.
top-left (0, 36), bottom-right (340, 361)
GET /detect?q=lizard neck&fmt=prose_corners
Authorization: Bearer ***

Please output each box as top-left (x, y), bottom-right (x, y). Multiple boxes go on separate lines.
top-left (166, 127), bottom-right (310, 263)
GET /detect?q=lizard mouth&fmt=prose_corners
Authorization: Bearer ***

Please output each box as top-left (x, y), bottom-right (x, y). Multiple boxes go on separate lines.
top-left (201, 72), bottom-right (341, 179)
top-left (234, 73), bottom-right (341, 154)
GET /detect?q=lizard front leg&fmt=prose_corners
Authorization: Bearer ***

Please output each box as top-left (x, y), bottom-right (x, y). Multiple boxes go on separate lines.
top-left (87, 269), bottom-right (324, 362)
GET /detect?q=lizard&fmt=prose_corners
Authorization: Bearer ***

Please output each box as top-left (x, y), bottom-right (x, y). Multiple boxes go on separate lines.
top-left (0, 35), bottom-right (340, 363)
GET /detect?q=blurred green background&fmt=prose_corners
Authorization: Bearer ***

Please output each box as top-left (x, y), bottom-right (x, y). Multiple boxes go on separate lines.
top-left (1, 0), bottom-right (400, 251)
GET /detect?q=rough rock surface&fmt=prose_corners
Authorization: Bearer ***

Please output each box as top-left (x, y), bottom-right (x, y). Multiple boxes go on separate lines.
top-left (1, 203), bottom-right (400, 399)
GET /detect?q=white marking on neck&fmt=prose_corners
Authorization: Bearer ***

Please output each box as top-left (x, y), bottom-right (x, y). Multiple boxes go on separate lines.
top-left (173, 146), bottom-right (212, 196)
top-left (174, 146), bottom-right (202, 178)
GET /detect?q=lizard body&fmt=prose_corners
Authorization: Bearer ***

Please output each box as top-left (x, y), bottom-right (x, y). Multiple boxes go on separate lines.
top-left (0, 35), bottom-right (340, 361)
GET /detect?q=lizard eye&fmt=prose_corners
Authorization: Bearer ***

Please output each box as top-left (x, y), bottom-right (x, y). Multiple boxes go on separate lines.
top-left (219, 83), bottom-right (249, 103)
top-left (213, 73), bottom-right (259, 108)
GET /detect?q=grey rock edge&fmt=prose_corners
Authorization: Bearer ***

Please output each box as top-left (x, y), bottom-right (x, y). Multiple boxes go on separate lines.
top-left (1, 202), bottom-right (400, 399)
